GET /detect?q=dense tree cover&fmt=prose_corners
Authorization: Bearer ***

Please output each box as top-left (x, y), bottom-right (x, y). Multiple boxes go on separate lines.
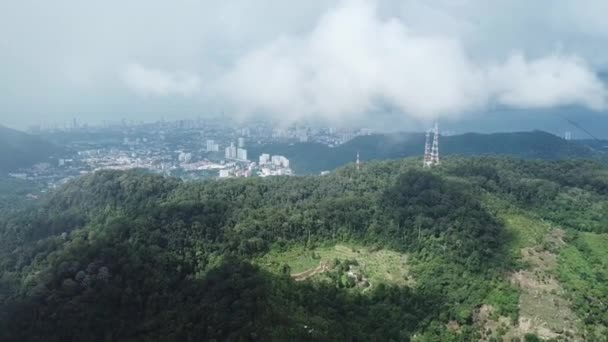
top-left (444, 157), bottom-right (608, 233)
top-left (557, 231), bottom-right (608, 339)
top-left (0, 157), bottom-right (607, 340)
top-left (0, 176), bottom-right (40, 215)
top-left (249, 130), bottom-right (603, 174)
top-left (0, 126), bottom-right (66, 173)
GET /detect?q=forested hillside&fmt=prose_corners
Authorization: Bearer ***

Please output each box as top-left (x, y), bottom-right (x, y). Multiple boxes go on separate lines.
top-left (0, 176), bottom-right (40, 216)
top-left (249, 131), bottom-right (604, 174)
top-left (0, 125), bottom-right (65, 173)
top-left (1, 157), bottom-right (607, 341)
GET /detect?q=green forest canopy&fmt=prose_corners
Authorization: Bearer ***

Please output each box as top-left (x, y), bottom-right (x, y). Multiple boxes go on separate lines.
top-left (0, 156), bottom-right (607, 341)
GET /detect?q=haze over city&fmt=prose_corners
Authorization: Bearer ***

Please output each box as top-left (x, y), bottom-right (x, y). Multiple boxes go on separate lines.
top-left (2, 0), bottom-right (608, 136)
top-left (4, 2), bottom-right (608, 341)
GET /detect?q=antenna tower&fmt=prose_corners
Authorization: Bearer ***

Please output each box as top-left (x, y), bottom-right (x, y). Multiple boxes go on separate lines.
top-left (423, 130), bottom-right (431, 167)
top-left (424, 122), bottom-right (440, 168)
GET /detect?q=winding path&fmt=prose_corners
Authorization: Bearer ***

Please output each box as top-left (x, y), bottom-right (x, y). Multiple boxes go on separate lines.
top-left (291, 261), bottom-right (331, 281)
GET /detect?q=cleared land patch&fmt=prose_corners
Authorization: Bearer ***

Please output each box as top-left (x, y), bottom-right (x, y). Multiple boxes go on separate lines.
top-left (291, 261), bottom-right (331, 281)
top-left (501, 211), bottom-right (552, 251)
top-left (478, 223), bottom-right (582, 341)
top-left (257, 244), bottom-right (412, 287)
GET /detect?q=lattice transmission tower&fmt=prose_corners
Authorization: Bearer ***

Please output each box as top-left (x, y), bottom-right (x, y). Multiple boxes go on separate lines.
top-left (423, 122), bottom-right (440, 168)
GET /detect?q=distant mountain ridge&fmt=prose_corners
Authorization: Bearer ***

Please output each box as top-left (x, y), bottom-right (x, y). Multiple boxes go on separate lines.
top-left (0, 125), bottom-right (65, 173)
top-left (249, 130), bottom-right (605, 174)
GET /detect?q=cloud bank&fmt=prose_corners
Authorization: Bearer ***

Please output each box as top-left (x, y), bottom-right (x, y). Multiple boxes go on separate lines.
top-left (123, 63), bottom-right (201, 97)
top-left (2, 0), bottom-right (608, 128)
top-left (488, 54), bottom-right (607, 110)
top-left (216, 0), bottom-right (607, 124)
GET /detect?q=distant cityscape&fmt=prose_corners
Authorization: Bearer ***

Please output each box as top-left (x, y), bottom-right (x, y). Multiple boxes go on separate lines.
top-left (10, 118), bottom-right (375, 189)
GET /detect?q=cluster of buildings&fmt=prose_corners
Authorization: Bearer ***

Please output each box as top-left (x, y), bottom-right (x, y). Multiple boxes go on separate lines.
top-left (268, 126), bottom-right (373, 146)
top-left (218, 163), bottom-right (254, 178)
top-left (259, 154), bottom-right (289, 168)
top-left (205, 139), bottom-right (220, 152)
top-left (207, 138), bottom-right (249, 162)
top-left (217, 154), bottom-right (292, 179)
top-left (178, 152), bottom-right (193, 163)
top-left (18, 118), bottom-right (377, 188)
top-left (257, 154), bottom-right (292, 177)
top-left (31, 117), bottom-right (374, 147)
top-left (224, 142), bottom-right (248, 161)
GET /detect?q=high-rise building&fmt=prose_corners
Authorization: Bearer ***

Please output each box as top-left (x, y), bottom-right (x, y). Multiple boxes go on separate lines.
top-left (564, 131), bottom-right (572, 141)
top-left (237, 148), bottom-right (248, 161)
top-left (206, 139), bottom-right (219, 152)
top-left (225, 146), bottom-right (230, 159)
top-left (238, 137), bottom-right (246, 148)
top-left (259, 153), bottom-right (270, 165)
top-left (225, 143), bottom-right (237, 159)
top-left (271, 155), bottom-right (289, 168)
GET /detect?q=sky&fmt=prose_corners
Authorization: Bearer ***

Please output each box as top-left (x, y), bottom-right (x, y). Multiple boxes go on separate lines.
top-left (1, 0), bottom-right (608, 136)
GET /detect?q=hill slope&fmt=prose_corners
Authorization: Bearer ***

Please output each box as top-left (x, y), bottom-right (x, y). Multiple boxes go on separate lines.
top-left (0, 125), bottom-right (65, 173)
top-left (0, 157), bottom-right (607, 340)
top-left (249, 130), bottom-right (604, 174)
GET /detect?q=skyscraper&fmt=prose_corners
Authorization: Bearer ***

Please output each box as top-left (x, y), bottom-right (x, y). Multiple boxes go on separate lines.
top-left (206, 139), bottom-right (219, 152)
top-left (225, 142), bottom-right (237, 159)
top-left (259, 153), bottom-right (270, 165)
top-left (237, 148), bottom-right (248, 161)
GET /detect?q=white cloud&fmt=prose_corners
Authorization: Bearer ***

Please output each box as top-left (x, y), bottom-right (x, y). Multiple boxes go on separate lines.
top-left (122, 63), bottom-right (200, 97)
top-left (488, 53), bottom-right (607, 110)
top-left (2, 0), bottom-right (608, 128)
top-left (216, 0), bottom-right (607, 123)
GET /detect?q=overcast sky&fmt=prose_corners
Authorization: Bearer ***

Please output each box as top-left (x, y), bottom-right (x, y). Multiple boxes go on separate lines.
top-left (1, 0), bottom-right (608, 131)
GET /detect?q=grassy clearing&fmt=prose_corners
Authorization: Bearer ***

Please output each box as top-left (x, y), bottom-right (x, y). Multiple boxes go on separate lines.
top-left (557, 232), bottom-right (608, 339)
top-left (483, 194), bottom-right (551, 253)
top-left (582, 232), bottom-right (608, 263)
top-left (558, 232), bottom-right (608, 293)
top-left (502, 213), bottom-right (551, 251)
top-left (257, 244), bottom-right (412, 287)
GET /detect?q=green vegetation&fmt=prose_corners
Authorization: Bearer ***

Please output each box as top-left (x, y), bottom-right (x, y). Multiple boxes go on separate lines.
top-left (0, 176), bottom-right (41, 218)
top-left (257, 244), bottom-right (412, 287)
top-left (249, 130), bottom-right (604, 174)
top-left (0, 156), bottom-right (607, 340)
top-left (0, 125), bottom-right (65, 173)
top-left (558, 232), bottom-right (608, 339)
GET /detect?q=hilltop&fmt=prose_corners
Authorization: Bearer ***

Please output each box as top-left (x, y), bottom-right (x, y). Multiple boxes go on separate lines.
top-left (249, 130), bottom-right (604, 174)
top-left (0, 156), bottom-right (607, 340)
top-left (0, 125), bottom-right (65, 173)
